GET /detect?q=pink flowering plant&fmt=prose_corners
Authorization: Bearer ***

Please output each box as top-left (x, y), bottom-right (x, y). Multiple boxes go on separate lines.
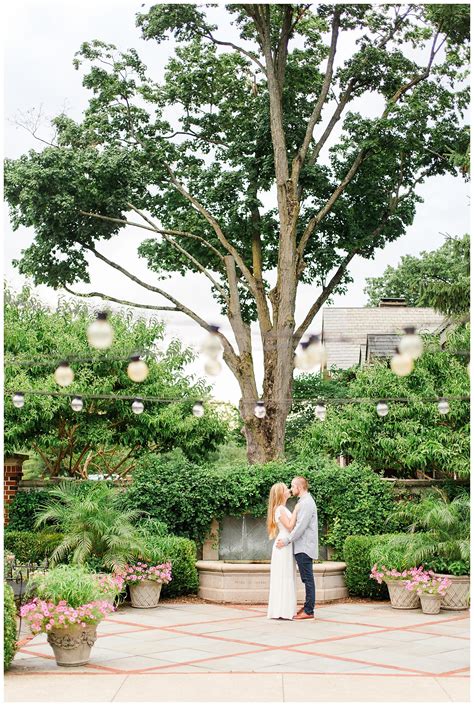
top-left (20, 598), bottom-right (114, 635)
top-left (404, 570), bottom-right (452, 596)
top-left (96, 573), bottom-right (125, 597)
top-left (117, 561), bottom-right (172, 586)
top-left (370, 564), bottom-right (427, 584)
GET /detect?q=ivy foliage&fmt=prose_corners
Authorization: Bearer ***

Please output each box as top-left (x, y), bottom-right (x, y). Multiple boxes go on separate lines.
top-left (4, 584), bottom-right (17, 671)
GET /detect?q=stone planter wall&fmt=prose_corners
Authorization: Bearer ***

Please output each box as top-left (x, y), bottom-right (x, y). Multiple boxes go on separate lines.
top-left (196, 560), bottom-right (348, 603)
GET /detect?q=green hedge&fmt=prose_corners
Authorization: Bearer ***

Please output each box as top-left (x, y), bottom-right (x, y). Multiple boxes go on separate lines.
top-left (138, 535), bottom-right (199, 598)
top-left (343, 534), bottom-right (409, 599)
top-left (7, 490), bottom-right (52, 531)
top-left (4, 584), bottom-right (17, 671)
top-left (4, 531), bottom-right (64, 564)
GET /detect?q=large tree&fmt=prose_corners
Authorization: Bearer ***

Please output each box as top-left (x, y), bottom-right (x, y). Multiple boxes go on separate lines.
top-left (4, 285), bottom-right (229, 474)
top-left (5, 4), bottom-right (470, 462)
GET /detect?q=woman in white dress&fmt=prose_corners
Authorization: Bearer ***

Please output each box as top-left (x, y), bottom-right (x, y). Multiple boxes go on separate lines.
top-left (266, 482), bottom-right (299, 620)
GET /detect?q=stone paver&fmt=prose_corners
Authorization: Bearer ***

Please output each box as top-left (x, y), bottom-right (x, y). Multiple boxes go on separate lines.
top-left (5, 601), bottom-right (470, 702)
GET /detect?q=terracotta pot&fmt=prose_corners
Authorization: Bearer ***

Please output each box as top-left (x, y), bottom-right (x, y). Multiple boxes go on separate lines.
top-left (129, 579), bottom-right (162, 608)
top-left (385, 579), bottom-right (420, 610)
top-left (47, 623), bottom-right (98, 666)
top-left (420, 593), bottom-right (442, 615)
top-left (433, 573), bottom-right (470, 611)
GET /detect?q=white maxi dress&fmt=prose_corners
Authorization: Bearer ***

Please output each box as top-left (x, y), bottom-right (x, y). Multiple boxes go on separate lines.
top-left (267, 505), bottom-right (297, 620)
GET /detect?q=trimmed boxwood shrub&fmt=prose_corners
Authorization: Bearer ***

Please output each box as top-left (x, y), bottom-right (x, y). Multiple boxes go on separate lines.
top-left (4, 584), bottom-right (17, 670)
top-left (7, 490), bottom-right (52, 531)
top-left (343, 534), bottom-right (410, 599)
top-left (138, 535), bottom-right (199, 598)
top-left (4, 531), bottom-right (63, 564)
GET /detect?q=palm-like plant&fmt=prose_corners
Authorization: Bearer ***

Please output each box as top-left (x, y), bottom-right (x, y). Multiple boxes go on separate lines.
top-left (35, 482), bottom-right (143, 571)
top-left (383, 490), bottom-right (470, 575)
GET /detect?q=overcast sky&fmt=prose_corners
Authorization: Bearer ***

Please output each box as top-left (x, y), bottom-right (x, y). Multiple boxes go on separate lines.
top-left (4, 1), bottom-right (470, 403)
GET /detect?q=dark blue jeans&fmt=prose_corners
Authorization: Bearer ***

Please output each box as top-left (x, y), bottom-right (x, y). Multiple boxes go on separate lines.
top-left (295, 552), bottom-right (315, 615)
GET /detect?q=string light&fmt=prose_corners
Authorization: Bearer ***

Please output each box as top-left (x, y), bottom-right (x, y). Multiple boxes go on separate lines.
top-left (204, 358), bottom-right (222, 376)
top-left (315, 402), bottom-right (326, 421)
top-left (399, 327), bottom-right (423, 360)
top-left (390, 349), bottom-right (414, 377)
top-left (294, 335), bottom-right (327, 371)
top-left (376, 401), bottom-right (389, 417)
top-left (127, 355), bottom-right (149, 383)
top-left (54, 361), bottom-right (74, 387)
top-left (131, 398), bottom-right (144, 415)
top-left (438, 399), bottom-right (449, 415)
top-left (87, 312), bottom-right (114, 350)
top-left (192, 401), bottom-right (205, 418)
top-left (201, 326), bottom-right (223, 358)
top-left (71, 396), bottom-right (84, 412)
top-left (12, 392), bottom-right (25, 408)
top-left (254, 400), bottom-right (266, 418)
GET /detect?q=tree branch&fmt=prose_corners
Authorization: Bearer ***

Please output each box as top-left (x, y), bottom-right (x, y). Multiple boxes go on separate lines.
top-left (201, 30), bottom-right (266, 74)
top-left (63, 286), bottom-right (178, 312)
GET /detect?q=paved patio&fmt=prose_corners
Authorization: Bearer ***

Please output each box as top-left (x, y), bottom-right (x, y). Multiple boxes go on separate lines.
top-left (5, 600), bottom-right (470, 702)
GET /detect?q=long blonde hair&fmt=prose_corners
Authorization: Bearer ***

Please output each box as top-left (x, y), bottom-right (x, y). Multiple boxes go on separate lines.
top-left (266, 482), bottom-right (288, 539)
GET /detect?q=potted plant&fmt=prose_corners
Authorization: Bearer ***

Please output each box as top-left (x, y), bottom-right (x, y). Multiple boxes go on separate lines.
top-left (20, 565), bottom-right (114, 666)
top-left (116, 561), bottom-right (172, 608)
top-left (385, 490), bottom-right (470, 611)
top-left (405, 570), bottom-right (452, 615)
top-left (95, 573), bottom-right (126, 605)
top-left (370, 564), bottom-right (424, 609)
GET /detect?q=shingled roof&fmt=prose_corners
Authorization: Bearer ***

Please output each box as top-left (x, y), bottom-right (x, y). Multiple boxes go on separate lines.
top-left (321, 306), bottom-right (446, 369)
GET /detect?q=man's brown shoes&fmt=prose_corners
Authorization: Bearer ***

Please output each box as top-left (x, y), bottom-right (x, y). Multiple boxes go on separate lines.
top-left (293, 611), bottom-right (314, 620)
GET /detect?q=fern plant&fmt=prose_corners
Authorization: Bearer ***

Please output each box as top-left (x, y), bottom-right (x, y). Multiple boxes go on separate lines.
top-left (382, 490), bottom-right (470, 575)
top-left (35, 482), bottom-right (143, 571)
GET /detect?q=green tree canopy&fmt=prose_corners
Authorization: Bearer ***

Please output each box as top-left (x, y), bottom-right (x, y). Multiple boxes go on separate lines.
top-left (294, 325), bottom-right (470, 478)
top-left (364, 233), bottom-right (470, 316)
top-left (4, 285), bottom-right (229, 473)
top-left (4, 4), bottom-right (470, 462)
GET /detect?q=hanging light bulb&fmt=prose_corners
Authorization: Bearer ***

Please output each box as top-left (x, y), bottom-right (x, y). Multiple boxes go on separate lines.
top-left (399, 327), bottom-right (423, 360)
top-left (201, 325), bottom-right (223, 358)
top-left (254, 400), bottom-right (266, 418)
top-left (204, 358), bottom-right (222, 376)
top-left (71, 396), bottom-right (84, 412)
top-left (294, 335), bottom-right (327, 371)
top-left (315, 402), bottom-right (326, 421)
top-left (131, 398), bottom-right (144, 415)
top-left (390, 348), bottom-right (414, 377)
top-left (438, 399), bottom-right (449, 415)
top-left (192, 401), bottom-right (205, 418)
top-left (87, 311), bottom-right (114, 350)
top-left (376, 401), bottom-right (389, 417)
top-left (12, 392), bottom-right (25, 409)
top-left (54, 361), bottom-right (74, 387)
top-left (127, 355), bottom-right (149, 383)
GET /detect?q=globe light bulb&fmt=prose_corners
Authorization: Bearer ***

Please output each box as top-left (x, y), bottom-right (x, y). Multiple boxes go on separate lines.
top-left (201, 326), bottom-right (223, 359)
top-left (254, 401), bottom-right (266, 419)
top-left (54, 361), bottom-right (74, 387)
top-left (438, 399), bottom-right (449, 415)
top-left (71, 396), bottom-right (84, 412)
top-left (12, 392), bottom-right (25, 409)
top-left (390, 351), bottom-right (414, 377)
top-left (294, 350), bottom-right (313, 371)
top-left (127, 356), bottom-right (149, 383)
top-left (87, 312), bottom-right (114, 350)
top-left (304, 336), bottom-right (328, 367)
top-left (376, 402), bottom-right (389, 417)
top-left (399, 327), bottom-right (423, 360)
top-left (132, 398), bottom-right (144, 415)
top-left (315, 403), bottom-right (326, 421)
top-left (204, 358), bottom-right (222, 376)
top-left (192, 401), bottom-right (205, 418)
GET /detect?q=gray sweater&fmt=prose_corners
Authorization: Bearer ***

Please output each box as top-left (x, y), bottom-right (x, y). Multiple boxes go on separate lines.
top-left (285, 493), bottom-right (319, 559)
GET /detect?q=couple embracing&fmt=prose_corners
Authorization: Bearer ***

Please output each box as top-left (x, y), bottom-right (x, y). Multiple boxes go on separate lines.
top-left (266, 476), bottom-right (318, 620)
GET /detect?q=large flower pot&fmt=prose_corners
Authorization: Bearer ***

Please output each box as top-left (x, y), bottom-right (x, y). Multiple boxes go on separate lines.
top-left (129, 580), bottom-right (162, 608)
top-left (47, 623), bottom-right (98, 666)
top-left (385, 580), bottom-right (420, 610)
top-left (434, 574), bottom-right (470, 611)
top-left (420, 594), bottom-right (442, 615)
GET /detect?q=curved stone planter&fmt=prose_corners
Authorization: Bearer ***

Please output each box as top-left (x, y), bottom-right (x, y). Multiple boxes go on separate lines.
top-left (385, 580), bottom-right (420, 610)
top-left (47, 623), bottom-right (98, 666)
top-left (196, 560), bottom-right (348, 603)
top-left (420, 594), bottom-right (442, 615)
top-left (130, 580), bottom-right (162, 608)
top-left (434, 574), bottom-right (470, 611)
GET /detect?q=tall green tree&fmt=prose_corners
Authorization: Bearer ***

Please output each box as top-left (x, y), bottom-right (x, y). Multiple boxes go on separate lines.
top-left (4, 285), bottom-right (229, 474)
top-left (5, 4), bottom-right (470, 462)
top-left (364, 234), bottom-right (470, 316)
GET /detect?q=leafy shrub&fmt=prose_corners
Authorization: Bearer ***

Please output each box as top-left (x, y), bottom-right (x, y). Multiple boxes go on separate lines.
top-left (369, 535), bottom-right (419, 572)
top-left (4, 584), bottom-right (17, 671)
top-left (137, 534), bottom-right (199, 598)
top-left (7, 490), bottom-right (52, 531)
top-left (32, 565), bottom-right (104, 607)
top-left (343, 535), bottom-right (409, 599)
top-left (4, 531), bottom-right (63, 563)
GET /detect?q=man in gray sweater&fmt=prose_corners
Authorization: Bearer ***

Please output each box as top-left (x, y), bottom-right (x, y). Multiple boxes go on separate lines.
top-left (276, 476), bottom-right (318, 619)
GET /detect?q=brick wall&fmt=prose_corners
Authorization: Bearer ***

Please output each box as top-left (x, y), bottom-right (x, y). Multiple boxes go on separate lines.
top-left (4, 455), bottom-right (28, 525)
